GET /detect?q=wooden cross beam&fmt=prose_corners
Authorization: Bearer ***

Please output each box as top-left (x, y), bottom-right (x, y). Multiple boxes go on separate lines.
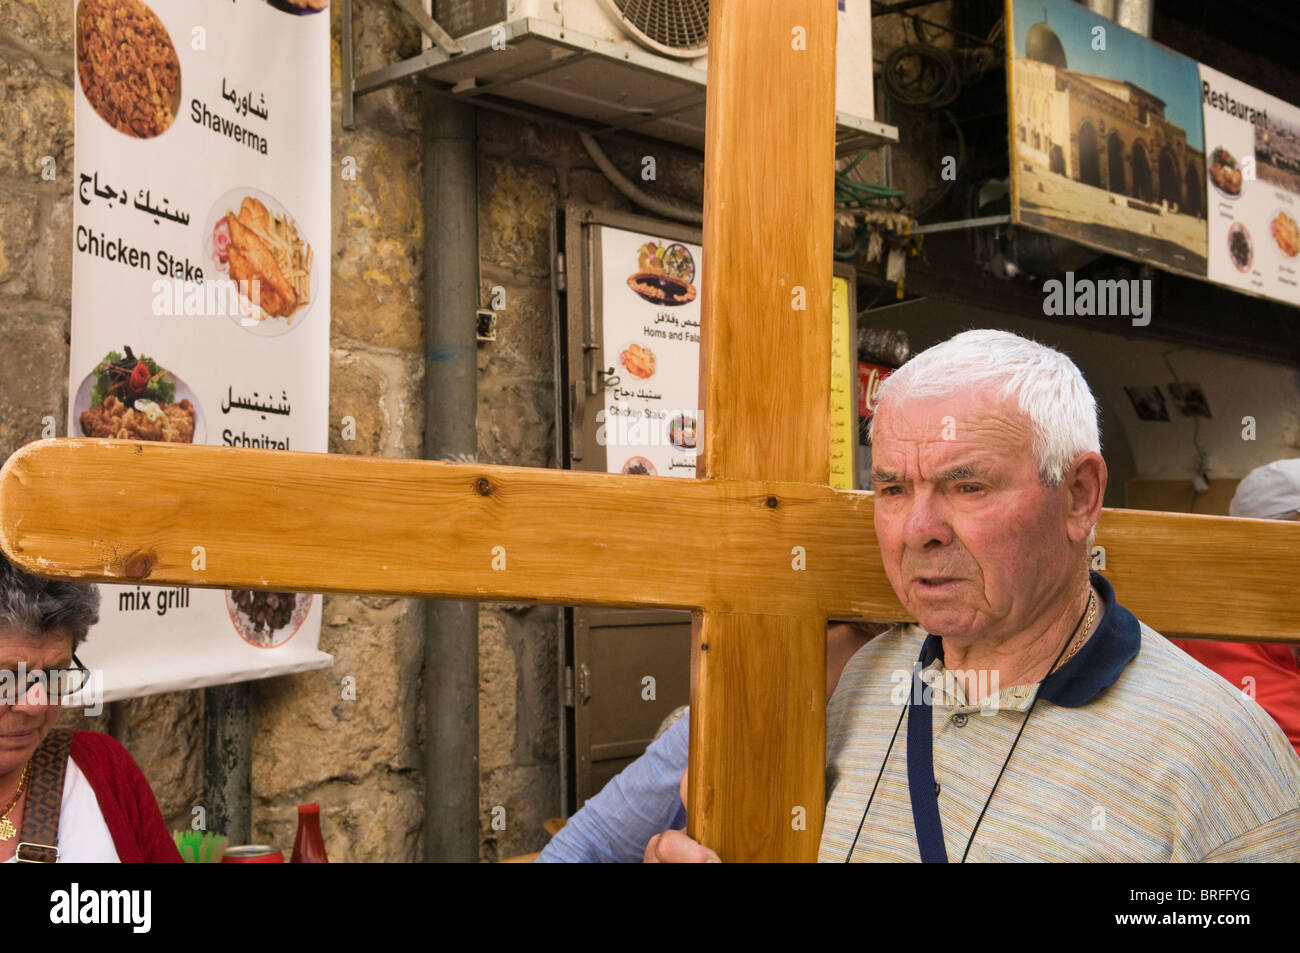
top-left (3, 0), bottom-right (1299, 862)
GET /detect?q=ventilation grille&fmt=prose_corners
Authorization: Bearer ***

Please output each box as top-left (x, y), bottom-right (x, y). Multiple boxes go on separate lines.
top-left (606, 0), bottom-right (709, 56)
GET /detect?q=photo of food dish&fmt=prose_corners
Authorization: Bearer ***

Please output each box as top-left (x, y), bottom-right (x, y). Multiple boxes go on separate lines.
top-left (668, 413), bottom-right (697, 450)
top-left (226, 590), bottom-right (312, 648)
top-left (1208, 146), bottom-right (1243, 198)
top-left (626, 273), bottom-right (698, 306)
top-left (1228, 222), bottom-right (1253, 272)
top-left (619, 343), bottom-right (657, 380)
top-left (1271, 211), bottom-right (1299, 259)
top-left (204, 188), bottom-right (316, 336)
top-left (265, 0), bottom-right (328, 12)
top-left (75, 346), bottom-right (204, 443)
top-left (76, 0), bottom-right (180, 139)
top-left (627, 240), bottom-right (699, 306)
top-left (621, 457), bottom-right (657, 476)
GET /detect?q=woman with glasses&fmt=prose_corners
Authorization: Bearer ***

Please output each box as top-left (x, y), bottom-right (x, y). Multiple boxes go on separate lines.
top-left (0, 554), bottom-right (179, 863)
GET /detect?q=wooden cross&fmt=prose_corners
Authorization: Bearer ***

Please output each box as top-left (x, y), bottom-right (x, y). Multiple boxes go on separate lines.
top-left (3, 0), bottom-right (1298, 862)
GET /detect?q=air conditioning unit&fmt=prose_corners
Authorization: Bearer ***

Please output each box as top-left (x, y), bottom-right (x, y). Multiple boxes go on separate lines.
top-left (430, 0), bottom-right (875, 123)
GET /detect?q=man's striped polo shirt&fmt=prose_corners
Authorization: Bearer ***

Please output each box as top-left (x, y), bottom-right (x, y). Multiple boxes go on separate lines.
top-left (818, 572), bottom-right (1300, 861)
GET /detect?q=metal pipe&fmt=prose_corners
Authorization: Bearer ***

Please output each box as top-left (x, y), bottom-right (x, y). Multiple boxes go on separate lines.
top-left (578, 132), bottom-right (702, 225)
top-left (420, 86), bottom-right (480, 862)
top-left (203, 682), bottom-right (251, 844)
top-left (1115, 0), bottom-right (1153, 37)
top-left (1080, 0), bottom-right (1117, 20)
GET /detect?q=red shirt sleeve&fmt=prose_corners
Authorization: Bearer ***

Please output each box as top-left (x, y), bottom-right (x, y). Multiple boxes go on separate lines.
top-left (70, 731), bottom-right (183, 863)
top-left (1168, 639), bottom-right (1300, 758)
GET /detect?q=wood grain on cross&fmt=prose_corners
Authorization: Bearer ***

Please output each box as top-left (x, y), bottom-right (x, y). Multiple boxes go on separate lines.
top-left (3, 0), bottom-right (1299, 862)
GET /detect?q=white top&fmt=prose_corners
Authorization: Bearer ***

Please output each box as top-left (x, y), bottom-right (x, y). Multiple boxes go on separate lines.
top-left (3, 759), bottom-right (121, 863)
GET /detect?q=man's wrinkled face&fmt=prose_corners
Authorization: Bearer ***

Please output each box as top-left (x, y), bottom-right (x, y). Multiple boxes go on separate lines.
top-left (870, 388), bottom-right (1075, 643)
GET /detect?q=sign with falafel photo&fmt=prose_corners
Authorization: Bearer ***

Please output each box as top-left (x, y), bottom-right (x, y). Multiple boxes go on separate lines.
top-left (597, 225), bottom-right (703, 480)
top-left (68, 0), bottom-right (332, 700)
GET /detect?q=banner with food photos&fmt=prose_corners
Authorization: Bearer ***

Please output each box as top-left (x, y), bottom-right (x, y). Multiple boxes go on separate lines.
top-left (598, 226), bottom-right (703, 479)
top-left (1200, 64), bottom-right (1300, 305)
top-left (69, 0), bottom-right (332, 701)
top-left (1006, 0), bottom-right (1300, 308)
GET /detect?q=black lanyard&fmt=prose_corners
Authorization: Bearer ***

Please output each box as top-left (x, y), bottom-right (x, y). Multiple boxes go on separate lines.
top-left (906, 661), bottom-right (948, 862)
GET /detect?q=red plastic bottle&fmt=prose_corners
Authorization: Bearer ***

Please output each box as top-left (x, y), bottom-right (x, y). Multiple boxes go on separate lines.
top-left (290, 803), bottom-right (329, 863)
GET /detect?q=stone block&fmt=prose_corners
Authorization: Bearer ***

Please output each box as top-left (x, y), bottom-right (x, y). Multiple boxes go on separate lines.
top-left (479, 762), bottom-right (559, 862)
top-left (475, 378), bottom-right (553, 468)
top-left (478, 157), bottom-right (555, 279)
top-left (333, 131), bottom-right (424, 352)
top-left (251, 594), bottom-right (422, 798)
top-left (253, 772), bottom-right (423, 862)
top-left (0, 56), bottom-right (72, 181)
top-left (0, 0), bottom-right (74, 56)
top-left (33, 192), bottom-right (71, 305)
top-left (475, 274), bottom-right (553, 379)
top-left (477, 609), bottom-right (515, 773)
top-left (113, 690), bottom-right (204, 830)
top-left (327, 351), bottom-right (385, 455)
top-left (0, 195), bottom-right (37, 297)
top-left (0, 310), bottom-right (69, 460)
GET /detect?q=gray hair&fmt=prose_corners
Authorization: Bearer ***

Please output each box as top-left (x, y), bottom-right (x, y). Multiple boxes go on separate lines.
top-left (0, 553), bottom-right (100, 649)
top-left (868, 329), bottom-right (1100, 487)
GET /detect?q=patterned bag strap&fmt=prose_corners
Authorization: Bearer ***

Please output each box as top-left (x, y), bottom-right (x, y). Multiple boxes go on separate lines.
top-left (16, 728), bottom-right (74, 863)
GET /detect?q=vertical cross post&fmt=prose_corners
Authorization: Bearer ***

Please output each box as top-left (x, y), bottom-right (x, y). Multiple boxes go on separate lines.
top-left (687, 0), bottom-right (837, 862)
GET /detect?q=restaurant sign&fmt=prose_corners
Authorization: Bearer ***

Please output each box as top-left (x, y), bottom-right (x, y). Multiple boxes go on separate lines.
top-left (68, 0), bottom-right (332, 700)
top-left (1007, 0), bottom-right (1300, 307)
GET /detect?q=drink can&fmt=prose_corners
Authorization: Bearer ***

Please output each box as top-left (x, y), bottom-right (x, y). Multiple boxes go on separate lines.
top-left (222, 844), bottom-right (284, 863)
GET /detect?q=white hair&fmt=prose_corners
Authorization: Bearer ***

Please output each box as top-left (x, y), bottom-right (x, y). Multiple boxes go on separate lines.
top-left (868, 329), bottom-right (1100, 487)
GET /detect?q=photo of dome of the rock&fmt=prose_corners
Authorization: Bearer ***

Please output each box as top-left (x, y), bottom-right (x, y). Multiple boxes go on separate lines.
top-left (1011, 0), bottom-right (1208, 275)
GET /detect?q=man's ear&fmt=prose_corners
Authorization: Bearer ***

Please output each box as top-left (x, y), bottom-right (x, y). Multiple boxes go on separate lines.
top-left (1066, 452), bottom-right (1107, 543)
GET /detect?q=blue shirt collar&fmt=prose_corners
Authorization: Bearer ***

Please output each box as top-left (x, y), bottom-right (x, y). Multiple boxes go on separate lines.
top-left (917, 571), bottom-right (1141, 708)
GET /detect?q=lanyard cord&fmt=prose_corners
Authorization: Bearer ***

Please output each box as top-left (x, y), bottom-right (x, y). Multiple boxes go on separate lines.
top-left (844, 591), bottom-right (1093, 863)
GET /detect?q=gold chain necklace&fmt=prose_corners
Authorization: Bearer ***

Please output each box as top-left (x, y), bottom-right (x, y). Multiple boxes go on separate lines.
top-left (0, 761), bottom-right (32, 841)
top-left (1051, 588), bottom-right (1097, 674)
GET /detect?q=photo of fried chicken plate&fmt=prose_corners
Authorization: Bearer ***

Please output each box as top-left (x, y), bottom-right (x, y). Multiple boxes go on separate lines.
top-left (80, 393), bottom-right (195, 442)
top-left (225, 197), bottom-right (298, 318)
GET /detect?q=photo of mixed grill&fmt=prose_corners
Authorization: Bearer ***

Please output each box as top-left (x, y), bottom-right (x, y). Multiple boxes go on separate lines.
top-left (208, 191), bottom-right (315, 333)
top-left (227, 590), bottom-right (313, 648)
top-left (76, 346), bottom-right (202, 443)
top-left (76, 0), bottom-right (180, 139)
top-left (1228, 222), bottom-right (1254, 272)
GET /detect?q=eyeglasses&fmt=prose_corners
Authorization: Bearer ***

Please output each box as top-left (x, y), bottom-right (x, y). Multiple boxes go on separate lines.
top-left (0, 654), bottom-right (92, 704)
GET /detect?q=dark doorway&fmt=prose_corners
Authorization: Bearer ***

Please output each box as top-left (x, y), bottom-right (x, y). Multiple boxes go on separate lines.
top-left (1050, 144), bottom-right (1065, 175)
top-left (1108, 131), bottom-right (1126, 193)
top-left (1158, 147), bottom-right (1181, 209)
top-left (1078, 121), bottom-right (1102, 187)
top-left (1132, 142), bottom-right (1153, 202)
top-left (1184, 162), bottom-right (1203, 217)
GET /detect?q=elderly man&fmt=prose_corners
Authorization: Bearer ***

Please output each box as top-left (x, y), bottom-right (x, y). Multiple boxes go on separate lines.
top-left (647, 328), bottom-right (1300, 862)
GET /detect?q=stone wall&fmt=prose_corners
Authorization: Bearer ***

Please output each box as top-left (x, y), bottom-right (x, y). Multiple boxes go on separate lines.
top-left (473, 114), bottom-right (703, 860)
